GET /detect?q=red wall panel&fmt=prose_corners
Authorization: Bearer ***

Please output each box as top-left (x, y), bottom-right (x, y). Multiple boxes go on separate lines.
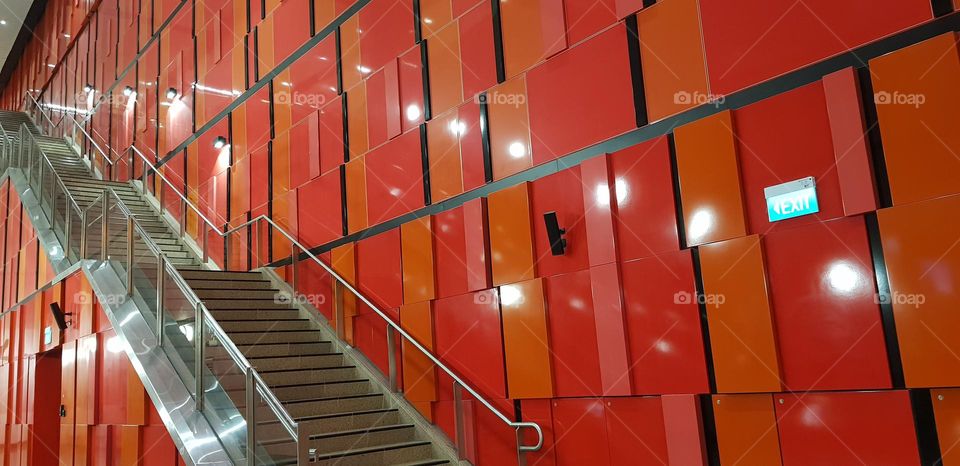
top-left (621, 251), bottom-right (710, 395)
top-left (764, 217), bottom-right (891, 391)
top-left (776, 391), bottom-right (921, 466)
top-left (526, 24), bottom-right (635, 165)
top-left (699, 0), bottom-right (932, 95)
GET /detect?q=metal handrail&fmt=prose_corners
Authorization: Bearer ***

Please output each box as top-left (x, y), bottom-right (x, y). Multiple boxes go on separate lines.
top-left (127, 144), bottom-right (220, 232)
top-left (23, 128), bottom-right (84, 215)
top-left (15, 108), bottom-right (298, 462)
top-left (130, 153), bottom-right (545, 455)
top-left (23, 92), bottom-right (115, 176)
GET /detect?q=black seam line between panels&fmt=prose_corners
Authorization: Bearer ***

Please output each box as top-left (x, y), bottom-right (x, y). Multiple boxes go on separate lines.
top-left (265, 10), bottom-right (960, 268)
top-left (152, 0), bottom-right (373, 166)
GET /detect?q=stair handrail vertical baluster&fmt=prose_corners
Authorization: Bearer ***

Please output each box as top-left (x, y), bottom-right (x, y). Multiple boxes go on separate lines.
top-left (194, 301), bottom-right (204, 412)
top-left (245, 369), bottom-right (256, 466)
top-left (157, 253), bottom-right (166, 346)
top-left (127, 216), bottom-right (135, 295)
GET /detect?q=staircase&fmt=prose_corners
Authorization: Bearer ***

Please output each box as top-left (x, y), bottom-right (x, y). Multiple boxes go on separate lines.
top-left (2, 109), bottom-right (457, 465)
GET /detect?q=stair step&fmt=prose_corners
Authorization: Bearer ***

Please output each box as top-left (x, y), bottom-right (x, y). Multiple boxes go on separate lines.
top-left (203, 298), bottom-right (293, 310)
top-left (393, 460), bottom-right (450, 466)
top-left (229, 330), bottom-right (321, 344)
top-left (218, 319), bottom-right (313, 332)
top-left (193, 288), bottom-right (282, 300)
top-left (281, 393), bottom-right (384, 418)
top-left (190, 279), bottom-right (274, 289)
top-left (237, 341), bottom-right (334, 358)
top-left (259, 366), bottom-right (358, 386)
top-left (248, 353), bottom-right (344, 371)
top-left (270, 380), bottom-right (371, 400)
top-left (312, 440), bottom-right (434, 466)
top-left (210, 309), bottom-right (303, 321)
top-left (180, 270), bottom-right (264, 281)
top-left (309, 424), bottom-right (416, 455)
top-left (295, 408), bottom-right (400, 435)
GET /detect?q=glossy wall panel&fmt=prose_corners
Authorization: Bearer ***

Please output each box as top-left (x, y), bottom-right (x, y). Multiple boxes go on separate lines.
top-left (700, 235), bottom-right (782, 393)
top-left (674, 111), bottom-right (747, 247)
top-left (7, 1), bottom-right (960, 464)
top-left (764, 218), bottom-right (890, 391)
top-left (870, 33), bottom-right (960, 206)
top-left (879, 194), bottom-right (960, 387)
top-left (776, 391), bottom-right (921, 466)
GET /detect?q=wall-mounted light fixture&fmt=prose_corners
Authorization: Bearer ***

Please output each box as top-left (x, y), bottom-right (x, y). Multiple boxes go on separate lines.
top-left (213, 136), bottom-right (228, 150)
top-left (122, 86), bottom-right (135, 97)
top-left (166, 87), bottom-right (179, 100)
top-left (83, 84), bottom-right (94, 94)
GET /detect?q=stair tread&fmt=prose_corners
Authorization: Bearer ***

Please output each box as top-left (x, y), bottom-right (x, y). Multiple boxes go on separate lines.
top-left (256, 365), bottom-right (355, 374)
top-left (268, 379), bottom-right (368, 389)
top-left (392, 460), bottom-right (449, 466)
top-left (310, 423), bottom-right (415, 440)
top-left (283, 393), bottom-right (382, 406)
top-left (295, 408), bottom-right (398, 423)
top-left (313, 440), bottom-right (431, 460)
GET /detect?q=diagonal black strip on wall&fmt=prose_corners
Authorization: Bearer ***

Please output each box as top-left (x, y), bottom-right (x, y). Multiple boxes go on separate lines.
top-left (0, 0), bottom-right (51, 93)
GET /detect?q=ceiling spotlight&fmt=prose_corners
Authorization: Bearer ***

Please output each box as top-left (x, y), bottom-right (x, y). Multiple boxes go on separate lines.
top-left (213, 136), bottom-right (227, 149)
top-left (122, 86), bottom-right (134, 97)
top-left (47, 63), bottom-right (55, 68)
top-left (0, 20), bottom-right (7, 26)
top-left (83, 84), bottom-right (94, 94)
top-left (166, 87), bottom-right (178, 100)
top-left (63, 33), bottom-right (70, 38)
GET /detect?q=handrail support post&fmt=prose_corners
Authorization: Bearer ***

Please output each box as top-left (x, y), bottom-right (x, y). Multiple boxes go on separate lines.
top-left (195, 302), bottom-right (204, 411)
top-left (101, 189), bottom-right (109, 261)
top-left (126, 216), bottom-right (134, 295)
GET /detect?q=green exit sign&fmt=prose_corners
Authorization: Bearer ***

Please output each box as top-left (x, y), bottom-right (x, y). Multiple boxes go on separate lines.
top-left (765, 177), bottom-right (819, 222)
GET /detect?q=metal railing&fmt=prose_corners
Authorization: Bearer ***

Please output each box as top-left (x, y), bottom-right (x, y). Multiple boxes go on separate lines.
top-left (14, 96), bottom-right (303, 464)
top-left (22, 92), bottom-right (116, 180)
top-left (21, 88), bottom-right (545, 462)
top-left (126, 145), bottom-right (545, 462)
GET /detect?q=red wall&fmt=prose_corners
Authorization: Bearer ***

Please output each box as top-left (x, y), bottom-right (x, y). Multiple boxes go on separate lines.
top-left (0, 182), bottom-right (185, 465)
top-left (5, 0), bottom-right (960, 465)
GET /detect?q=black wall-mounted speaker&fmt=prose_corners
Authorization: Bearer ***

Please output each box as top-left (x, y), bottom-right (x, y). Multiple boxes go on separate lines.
top-left (543, 211), bottom-right (567, 256)
top-left (49, 303), bottom-right (71, 331)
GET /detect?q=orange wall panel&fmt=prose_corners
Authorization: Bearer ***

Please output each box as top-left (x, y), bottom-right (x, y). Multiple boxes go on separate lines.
top-left (673, 110), bottom-right (747, 246)
top-left (400, 301), bottom-right (437, 402)
top-left (499, 0), bottom-right (566, 78)
top-left (871, 33), bottom-right (960, 205)
top-left (879, 193), bottom-right (960, 387)
top-left (487, 77), bottom-right (532, 180)
top-left (500, 278), bottom-right (554, 399)
top-left (488, 183), bottom-right (536, 286)
top-left (699, 235), bottom-right (782, 393)
top-left (934, 389), bottom-right (960, 466)
top-left (345, 156), bottom-right (369, 233)
top-left (426, 109), bottom-right (464, 202)
top-left (636, 0), bottom-right (710, 122)
top-left (713, 394), bottom-right (783, 466)
top-left (401, 217), bottom-right (437, 304)
top-left (427, 24), bottom-right (464, 116)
